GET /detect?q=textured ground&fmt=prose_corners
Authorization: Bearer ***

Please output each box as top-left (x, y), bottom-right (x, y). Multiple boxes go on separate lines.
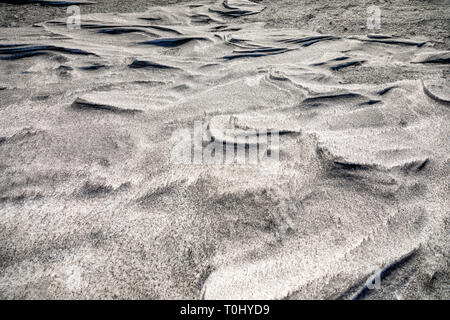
top-left (1, 0), bottom-right (449, 49)
top-left (0, 0), bottom-right (449, 299)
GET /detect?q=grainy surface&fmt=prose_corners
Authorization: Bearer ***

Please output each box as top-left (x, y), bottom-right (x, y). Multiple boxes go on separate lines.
top-left (0, 0), bottom-right (193, 27)
top-left (0, 0), bottom-right (448, 300)
top-left (1, 0), bottom-right (449, 49)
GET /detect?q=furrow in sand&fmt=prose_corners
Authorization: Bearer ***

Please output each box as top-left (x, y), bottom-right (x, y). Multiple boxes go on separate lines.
top-left (422, 79), bottom-right (450, 105)
top-left (352, 249), bottom-right (418, 300)
top-left (71, 97), bottom-right (143, 114)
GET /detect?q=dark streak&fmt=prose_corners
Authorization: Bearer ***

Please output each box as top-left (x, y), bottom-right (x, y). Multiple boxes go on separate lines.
top-left (138, 37), bottom-right (208, 47)
top-left (129, 59), bottom-right (175, 69)
top-left (331, 60), bottom-right (365, 71)
top-left (377, 86), bottom-right (397, 96)
top-left (353, 249), bottom-right (417, 300)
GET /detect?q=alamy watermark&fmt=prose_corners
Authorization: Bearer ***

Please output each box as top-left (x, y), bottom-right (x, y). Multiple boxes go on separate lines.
top-left (170, 119), bottom-right (280, 175)
top-left (367, 5), bottom-right (381, 30)
top-left (67, 5), bottom-right (81, 30)
top-left (365, 268), bottom-right (382, 290)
